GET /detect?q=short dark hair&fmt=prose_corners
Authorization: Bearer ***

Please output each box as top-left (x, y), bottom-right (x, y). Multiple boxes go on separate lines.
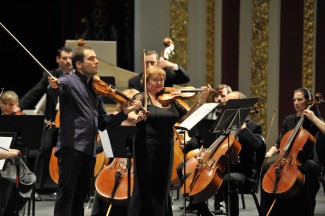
top-left (72, 46), bottom-right (93, 69)
top-left (57, 46), bottom-right (73, 58)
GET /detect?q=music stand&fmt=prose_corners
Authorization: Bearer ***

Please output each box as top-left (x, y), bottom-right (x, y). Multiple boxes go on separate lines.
top-left (106, 126), bottom-right (136, 204)
top-left (0, 115), bottom-right (44, 162)
top-left (211, 98), bottom-right (258, 215)
top-left (175, 103), bottom-right (219, 216)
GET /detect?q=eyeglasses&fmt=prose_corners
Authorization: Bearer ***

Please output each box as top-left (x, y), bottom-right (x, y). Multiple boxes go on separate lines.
top-left (149, 77), bottom-right (165, 83)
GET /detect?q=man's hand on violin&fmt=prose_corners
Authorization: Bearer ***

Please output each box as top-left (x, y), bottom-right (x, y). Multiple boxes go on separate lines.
top-left (123, 100), bottom-right (142, 115)
top-left (48, 77), bottom-right (59, 89)
top-left (136, 110), bottom-right (148, 122)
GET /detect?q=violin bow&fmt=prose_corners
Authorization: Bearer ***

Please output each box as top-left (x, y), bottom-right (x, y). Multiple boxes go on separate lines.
top-left (143, 49), bottom-right (147, 110)
top-left (0, 22), bottom-right (54, 78)
top-left (0, 87), bottom-right (4, 97)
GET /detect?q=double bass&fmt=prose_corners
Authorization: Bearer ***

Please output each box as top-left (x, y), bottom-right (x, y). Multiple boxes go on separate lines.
top-left (262, 93), bottom-right (322, 200)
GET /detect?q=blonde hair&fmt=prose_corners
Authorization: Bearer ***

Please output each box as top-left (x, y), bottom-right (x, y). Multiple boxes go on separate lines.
top-left (140, 66), bottom-right (166, 85)
top-left (1, 90), bottom-right (19, 105)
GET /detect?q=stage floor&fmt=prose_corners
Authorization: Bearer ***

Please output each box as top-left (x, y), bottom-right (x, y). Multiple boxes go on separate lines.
top-left (29, 183), bottom-right (325, 216)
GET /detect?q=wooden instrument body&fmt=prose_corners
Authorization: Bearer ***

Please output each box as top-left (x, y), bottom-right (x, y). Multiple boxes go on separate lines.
top-left (262, 128), bottom-right (315, 199)
top-left (182, 134), bottom-right (241, 203)
top-left (95, 158), bottom-right (133, 206)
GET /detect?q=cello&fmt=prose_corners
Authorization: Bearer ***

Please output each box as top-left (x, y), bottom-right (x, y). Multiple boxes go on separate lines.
top-left (181, 134), bottom-right (241, 203)
top-left (181, 103), bottom-right (259, 203)
top-left (262, 93), bottom-right (322, 200)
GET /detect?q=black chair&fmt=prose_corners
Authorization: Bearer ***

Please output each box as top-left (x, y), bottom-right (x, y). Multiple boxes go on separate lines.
top-left (238, 142), bottom-right (266, 216)
top-left (315, 132), bottom-right (325, 195)
top-left (27, 183), bottom-right (35, 216)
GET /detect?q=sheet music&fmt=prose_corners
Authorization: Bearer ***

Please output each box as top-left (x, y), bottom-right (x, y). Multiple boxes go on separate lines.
top-left (0, 136), bottom-right (13, 170)
top-left (98, 130), bottom-right (114, 158)
top-left (177, 103), bottom-right (219, 131)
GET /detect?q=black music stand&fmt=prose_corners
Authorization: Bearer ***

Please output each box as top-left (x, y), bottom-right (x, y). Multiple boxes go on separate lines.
top-left (0, 115), bottom-right (44, 165)
top-left (106, 126), bottom-right (136, 204)
top-left (211, 98), bottom-right (258, 215)
top-left (175, 103), bottom-right (219, 216)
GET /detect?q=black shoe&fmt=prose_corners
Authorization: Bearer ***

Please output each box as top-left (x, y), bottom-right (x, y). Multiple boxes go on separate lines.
top-left (196, 201), bottom-right (215, 216)
top-left (179, 202), bottom-right (195, 212)
top-left (211, 209), bottom-right (227, 215)
top-left (34, 192), bottom-right (41, 201)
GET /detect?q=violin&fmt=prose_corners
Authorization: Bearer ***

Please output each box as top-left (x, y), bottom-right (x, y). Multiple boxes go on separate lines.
top-left (92, 77), bottom-right (149, 116)
top-left (92, 77), bottom-right (129, 103)
top-left (157, 87), bottom-right (204, 104)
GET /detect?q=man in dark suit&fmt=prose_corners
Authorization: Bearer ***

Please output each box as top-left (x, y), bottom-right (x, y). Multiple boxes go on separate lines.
top-left (128, 50), bottom-right (190, 91)
top-left (16, 46), bottom-right (74, 199)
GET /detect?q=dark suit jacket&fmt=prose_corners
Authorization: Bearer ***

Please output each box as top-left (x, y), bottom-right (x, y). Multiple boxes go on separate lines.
top-left (128, 66), bottom-right (190, 92)
top-left (18, 68), bottom-right (64, 120)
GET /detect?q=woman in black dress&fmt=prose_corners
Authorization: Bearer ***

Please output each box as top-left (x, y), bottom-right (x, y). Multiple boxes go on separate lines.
top-left (128, 66), bottom-right (211, 216)
top-left (261, 87), bottom-right (324, 216)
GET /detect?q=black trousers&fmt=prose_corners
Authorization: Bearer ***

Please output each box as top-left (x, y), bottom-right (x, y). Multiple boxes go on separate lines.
top-left (54, 147), bottom-right (95, 216)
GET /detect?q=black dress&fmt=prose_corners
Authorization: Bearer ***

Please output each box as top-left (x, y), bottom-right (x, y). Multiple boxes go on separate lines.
top-left (128, 99), bottom-right (186, 216)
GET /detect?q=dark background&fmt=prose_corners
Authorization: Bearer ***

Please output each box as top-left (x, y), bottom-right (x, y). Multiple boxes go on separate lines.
top-left (0, 0), bottom-right (134, 109)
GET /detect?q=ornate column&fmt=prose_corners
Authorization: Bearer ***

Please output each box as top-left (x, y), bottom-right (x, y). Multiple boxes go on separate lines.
top-left (302, 0), bottom-right (315, 91)
top-left (250, 0), bottom-right (270, 138)
top-left (170, 0), bottom-right (188, 69)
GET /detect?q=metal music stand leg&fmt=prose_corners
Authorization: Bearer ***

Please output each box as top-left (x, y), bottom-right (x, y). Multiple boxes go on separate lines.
top-left (14, 157), bottom-right (20, 216)
top-left (178, 130), bottom-right (187, 216)
top-left (126, 146), bottom-right (132, 204)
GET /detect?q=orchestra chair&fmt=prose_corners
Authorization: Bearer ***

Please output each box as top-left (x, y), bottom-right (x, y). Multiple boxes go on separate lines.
top-left (315, 132), bottom-right (325, 195)
top-left (27, 184), bottom-right (36, 216)
top-left (238, 142), bottom-right (266, 215)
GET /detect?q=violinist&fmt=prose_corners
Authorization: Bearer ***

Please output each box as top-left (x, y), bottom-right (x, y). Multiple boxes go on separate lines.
top-left (48, 45), bottom-right (142, 216)
top-left (15, 46), bottom-right (74, 200)
top-left (128, 50), bottom-right (191, 92)
top-left (0, 90), bottom-right (24, 115)
top-left (261, 88), bottom-right (323, 216)
top-left (128, 65), bottom-right (211, 216)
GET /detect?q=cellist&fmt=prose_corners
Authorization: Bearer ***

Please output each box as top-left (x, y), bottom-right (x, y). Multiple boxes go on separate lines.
top-left (177, 91), bottom-right (265, 216)
top-left (261, 88), bottom-right (324, 216)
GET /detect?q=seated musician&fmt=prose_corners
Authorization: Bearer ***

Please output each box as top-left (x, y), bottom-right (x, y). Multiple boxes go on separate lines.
top-left (128, 49), bottom-right (191, 92)
top-left (177, 91), bottom-right (265, 216)
top-left (261, 88), bottom-right (324, 216)
top-left (0, 90), bottom-right (24, 115)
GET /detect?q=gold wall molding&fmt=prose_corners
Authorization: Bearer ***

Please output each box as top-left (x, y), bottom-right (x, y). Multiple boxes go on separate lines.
top-left (251, 0), bottom-right (270, 138)
top-left (206, 0), bottom-right (215, 86)
top-left (302, 0), bottom-right (314, 91)
top-left (170, 0), bottom-right (188, 69)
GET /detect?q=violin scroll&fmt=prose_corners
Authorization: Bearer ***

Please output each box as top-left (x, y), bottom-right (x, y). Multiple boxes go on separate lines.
top-left (160, 37), bottom-right (175, 62)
